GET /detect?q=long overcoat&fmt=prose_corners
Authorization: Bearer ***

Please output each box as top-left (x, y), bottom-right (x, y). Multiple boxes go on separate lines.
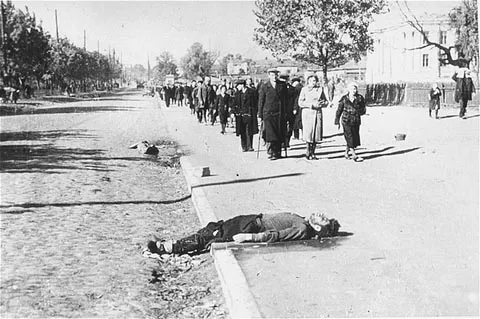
top-left (453, 72), bottom-right (475, 102)
top-left (258, 81), bottom-right (288, 142)
top-left (298, 85), bottom-right (329, 143)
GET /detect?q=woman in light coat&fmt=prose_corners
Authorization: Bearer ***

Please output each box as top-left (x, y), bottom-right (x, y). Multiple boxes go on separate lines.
top-left (298, 75), bottom-right (330, 160)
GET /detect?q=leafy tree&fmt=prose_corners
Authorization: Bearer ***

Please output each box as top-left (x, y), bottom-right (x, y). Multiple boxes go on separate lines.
top-left (1, 1), bottom-right (51, 86)
top-left (180, 42), bottom-right (218, 78)
top-left (254, 0), bottom-right (387, 83)
top-left (397, 0), bottom-right (478, 68)
top-left (154, 51), bottom-right (177, 81)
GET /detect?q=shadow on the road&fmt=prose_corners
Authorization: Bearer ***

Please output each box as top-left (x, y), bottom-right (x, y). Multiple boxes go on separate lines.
top-left (0, 143), bottom-right (113, 173)
top-left (438, 114), bottom-right (458, 120)
top-left (358, 147), bottom-right (421, 160)
top-left (0, 129), bottom-right (96, 142)
top-left (464, 113), bottom-right (480, 119)
top-left (1, 105), bottom-right (136, 117)
top-left (326, 146), bottom-right (396, 159)
top-left (1, 129), bottom-right (180, 173)
top-left (192, 172), bottom-right (304, 189)
top-left (323, 132), bottom-right (344, 139)
top-left (288, 143), bottom-right (345, 151)
top-left (97, 97), bottom-right (146, 102)
top-left (0, 194), bottom-right (191, 212)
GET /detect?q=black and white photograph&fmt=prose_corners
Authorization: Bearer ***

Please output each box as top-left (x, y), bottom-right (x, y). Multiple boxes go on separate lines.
top-left (0, 0), bottom-right (478, 318)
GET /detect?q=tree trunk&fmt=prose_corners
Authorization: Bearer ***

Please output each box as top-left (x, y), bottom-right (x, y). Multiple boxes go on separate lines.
top-left (322, 64), bottom-right (328, 85)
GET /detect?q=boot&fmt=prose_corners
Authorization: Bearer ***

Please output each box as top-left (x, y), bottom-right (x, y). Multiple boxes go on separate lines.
top-left (305, 143), bottom-right (311, 159)
top-left (311, 143), bottom-right (318, 160)
top-left (435, 110), bottom-right (439, 119)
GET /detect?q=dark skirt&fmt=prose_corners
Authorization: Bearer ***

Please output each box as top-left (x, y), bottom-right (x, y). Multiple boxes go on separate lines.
top-left (218, 108), bottom-right (229, 124)
top-left (293, 108), bottom-right (303, 130)
top-left (429, 98), bottom-right (440, 110)
top-left (342, 123), bottom-right (361, 149)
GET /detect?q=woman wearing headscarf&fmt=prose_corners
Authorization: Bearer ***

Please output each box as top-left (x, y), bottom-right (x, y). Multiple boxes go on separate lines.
top-left (335, 83), bottom-right (366, 162)
top-left (298, 75), bottom-right (330, 160)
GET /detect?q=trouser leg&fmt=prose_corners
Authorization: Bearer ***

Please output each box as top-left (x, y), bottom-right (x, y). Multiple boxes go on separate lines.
top-left (459, 98), bottom-right (468, 117)
top-left (171, 224), bottom-right (216, 255)
top-left (240, 133), bottom-right (247, 151)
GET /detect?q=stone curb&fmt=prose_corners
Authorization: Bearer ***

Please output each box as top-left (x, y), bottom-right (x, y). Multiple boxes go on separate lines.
top-left (179, 156), bottom-right (262, 318)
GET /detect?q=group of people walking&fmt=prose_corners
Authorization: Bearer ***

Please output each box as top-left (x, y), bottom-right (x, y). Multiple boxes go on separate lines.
top-left (157, 68), bottom-right (368, 162)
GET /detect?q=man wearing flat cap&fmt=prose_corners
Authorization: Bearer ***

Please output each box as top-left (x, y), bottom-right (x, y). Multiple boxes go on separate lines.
top-left (258, 68), bottom-right (288, 160)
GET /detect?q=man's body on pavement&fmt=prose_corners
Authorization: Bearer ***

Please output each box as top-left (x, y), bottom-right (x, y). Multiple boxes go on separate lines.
top-left (147, 212), bottom-right (340, 255)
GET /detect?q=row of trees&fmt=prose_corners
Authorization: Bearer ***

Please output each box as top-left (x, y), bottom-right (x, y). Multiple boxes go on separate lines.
top-left (0, 1), bottom-right (122, 91)
top-left (152, 42), bottom-right (218, 82)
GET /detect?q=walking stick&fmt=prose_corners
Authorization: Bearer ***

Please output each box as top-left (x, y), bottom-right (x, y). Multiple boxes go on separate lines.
top-left (257, 121), bottom-right (263, 159)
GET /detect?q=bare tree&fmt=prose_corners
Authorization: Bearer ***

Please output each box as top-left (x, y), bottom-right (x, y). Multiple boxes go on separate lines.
top-left (396, 0), bottom-right (478, 68)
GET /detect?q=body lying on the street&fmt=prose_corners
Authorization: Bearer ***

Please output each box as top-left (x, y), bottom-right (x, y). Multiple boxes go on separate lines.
top-left (147, 212), bottom-right (340, 255)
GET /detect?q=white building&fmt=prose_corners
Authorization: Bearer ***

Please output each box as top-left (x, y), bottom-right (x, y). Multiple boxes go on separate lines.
top-left (366, 1), bottom-right (467, 83)
top-left (227, 61), bottom-right (249, 75)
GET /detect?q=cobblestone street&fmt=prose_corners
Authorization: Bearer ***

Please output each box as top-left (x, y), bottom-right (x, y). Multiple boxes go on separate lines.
top-left (0, 90), bottom-right (226, 318)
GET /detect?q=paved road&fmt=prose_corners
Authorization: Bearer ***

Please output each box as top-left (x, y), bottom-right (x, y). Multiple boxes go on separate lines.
top-left (164, 101), bottom-right (479, 317)
top-left (0, 90), bottom-right (225, 318)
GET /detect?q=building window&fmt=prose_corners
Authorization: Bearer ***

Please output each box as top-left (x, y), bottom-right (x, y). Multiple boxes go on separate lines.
top-left (423, 31), bottom-right (429, 44)
top-left (440, 31), bottom-right (447, 44)
top-left (439, 53), bottom-right (447, 66)
top-left (422, 54), bottom-right (429, 67)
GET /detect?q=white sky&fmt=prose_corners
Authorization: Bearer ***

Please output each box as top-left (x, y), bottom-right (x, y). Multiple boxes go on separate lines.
top-left (13, 0), bottom-right (272, 67)
top-left (12, 0), bottom-right (461, 67)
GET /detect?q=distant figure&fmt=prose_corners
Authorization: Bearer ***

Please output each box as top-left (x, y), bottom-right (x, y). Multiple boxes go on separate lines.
top-left (452, 68), bottom-right (476, 119)
top-left (215, 85), bottom-right (231, 134)
top-left (335, 83), bottom-right (366, 162)
top-left (195, 80), bottom-right (205, 122)
top-left (428, 83), bottom-right (442, 119)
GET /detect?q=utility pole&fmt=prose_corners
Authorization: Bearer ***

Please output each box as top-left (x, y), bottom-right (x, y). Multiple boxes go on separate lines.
top-left (55, 9), bottom-right (59, 42)
top-left (147, 54), bottom-right (151, 82)
top-left (83, 29), bottom-right (86, 51)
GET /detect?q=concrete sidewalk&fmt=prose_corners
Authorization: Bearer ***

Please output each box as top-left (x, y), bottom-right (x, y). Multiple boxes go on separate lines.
top-left (161, 100), bottom-right (479, 318)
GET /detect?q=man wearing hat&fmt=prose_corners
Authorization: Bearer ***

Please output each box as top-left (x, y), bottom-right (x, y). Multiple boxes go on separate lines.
top-left (258, 68), bottom-right (288, 160)
top-left (233, 79), bottom-right (256, 151)
top-left (146, 212), bottom-right (341, 255)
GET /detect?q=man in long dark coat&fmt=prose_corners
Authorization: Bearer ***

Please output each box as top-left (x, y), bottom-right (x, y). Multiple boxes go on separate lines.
top-left (258, 68), bottom-right (288, 160)
top-left (452, 68), bottom-right (476, 119)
